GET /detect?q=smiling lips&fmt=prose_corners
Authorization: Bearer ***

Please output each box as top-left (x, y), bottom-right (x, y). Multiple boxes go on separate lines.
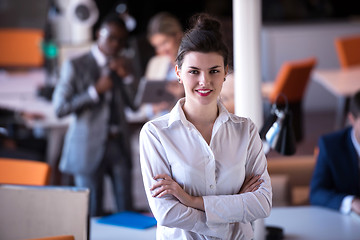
top-left (196, 89), bottom-right (212, 96)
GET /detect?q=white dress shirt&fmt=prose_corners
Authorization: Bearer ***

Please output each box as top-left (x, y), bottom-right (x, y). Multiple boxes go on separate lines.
top-left (88, 44), bottom-right (134, 102)
top-left (139, 98), bottom-right (272, 240)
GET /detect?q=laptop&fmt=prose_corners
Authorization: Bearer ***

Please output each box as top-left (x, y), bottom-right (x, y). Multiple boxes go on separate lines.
top-left (135, 77), bottom-right (175, 106)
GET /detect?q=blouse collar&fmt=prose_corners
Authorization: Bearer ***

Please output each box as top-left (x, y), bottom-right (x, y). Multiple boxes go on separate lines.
top-left (167, 98), bottom-right (243, 128)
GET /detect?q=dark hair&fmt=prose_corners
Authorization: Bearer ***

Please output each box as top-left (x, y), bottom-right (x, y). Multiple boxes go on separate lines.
top-left (175, 13), bottom-right (229, 68)
top-left (147, 12), bottom-right (182, 40)
top-left (349, 90), bottom-right (360, 118)
top-left (100, 13), bottom-right (127, 32)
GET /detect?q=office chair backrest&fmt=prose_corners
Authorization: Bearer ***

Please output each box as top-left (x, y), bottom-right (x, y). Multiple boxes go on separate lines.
top-left (269, 57), bottom-right (317, 104)
top-left (26, 235), bottom-right (75, 240)
top-left (0, 28), bottom-right (44, 68)
top-left (0, 158), bottom-right (50, 185)
top-left (335, 34), bottom-right (360, 69)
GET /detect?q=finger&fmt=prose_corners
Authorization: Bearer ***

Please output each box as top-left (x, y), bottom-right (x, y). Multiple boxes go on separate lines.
top-left (155, 189), bottom-right (173, 198)
top-left (251, 185), bottom-right (260, 192)
top-left (244, 174), bottom-right (258, 185)
top-left (248, 179), bottom-right (264, 192)
top-left (248, 175), bottom-right (261, 183)
top-left (153, 173), bottom-right (171, 180)
top-left (152, 186), bottom-right (174, 198)
top-left (242, 175), bottom-right (259, 188)
top-left (152, 187), bottom-right (167, 198)
top-left (244, 174), bottom-right (255, 182)
top-left (240, 177), bottom-right (263, 193)
top-left (150, 179), bottom-right (171, 191)
top-left (248, 178), bottom-right (263, 189)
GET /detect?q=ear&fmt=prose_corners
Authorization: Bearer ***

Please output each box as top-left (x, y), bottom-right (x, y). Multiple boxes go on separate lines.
top-left (96, 29), bottom-right (100, 40)
top-left (225, 65), bottom-right (229, 76)
top-left (348, 112), bottom-right (356, 126)
top-left (175, 65), bottom-right (182, 83)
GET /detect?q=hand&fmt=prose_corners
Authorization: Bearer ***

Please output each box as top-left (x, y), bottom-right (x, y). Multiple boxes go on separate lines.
top-left (95, 75), bottom-right (113, 94)
top-left (109, 57), bottom-right (132, 78)
top-left (351, 197), bottom-right (360, 215)
top-left (21, 111), bottom-right (45, 121)
top-left (166, 80), bottom-right (185, 99)
top-left (151, 173), bottom-right (204, 210)
top-left (239, 174), bottom-right (263, 194)
top-left (152, 101), bottom-right (170, 115)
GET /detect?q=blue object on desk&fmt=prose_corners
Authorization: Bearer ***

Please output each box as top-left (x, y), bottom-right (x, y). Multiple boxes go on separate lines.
top-left (97, 211), bottom-right (157, 229)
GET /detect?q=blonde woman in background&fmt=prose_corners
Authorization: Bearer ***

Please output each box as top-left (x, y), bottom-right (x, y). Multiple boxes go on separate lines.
top-left (145, 12), bottom-right (185, 117)
top-left (126, 12), bottom-right (184, 120)
top-left (146, 11), bottom-right (183, 81)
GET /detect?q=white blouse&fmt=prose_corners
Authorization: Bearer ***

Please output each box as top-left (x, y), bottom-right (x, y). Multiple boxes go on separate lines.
top-left (139, 98), bottom-right (272, 240)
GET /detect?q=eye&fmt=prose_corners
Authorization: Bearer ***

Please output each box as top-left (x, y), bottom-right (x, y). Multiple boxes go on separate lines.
top-left (210, 69), bottom-right (220, 74)
top-left (189, 70), bottom-right (199, 74)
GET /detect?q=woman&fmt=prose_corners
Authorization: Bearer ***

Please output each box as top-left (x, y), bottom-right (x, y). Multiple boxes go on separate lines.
top-left (139, 13), bottom-right (272, 239)
top-left (145, 12), bottom-right (185, 117)
top-left (146, 11), bottom-right (183, 81)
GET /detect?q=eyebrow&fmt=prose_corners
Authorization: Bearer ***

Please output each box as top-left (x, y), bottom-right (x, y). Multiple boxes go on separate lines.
top-left (188, 65), bottom-right (222, 70)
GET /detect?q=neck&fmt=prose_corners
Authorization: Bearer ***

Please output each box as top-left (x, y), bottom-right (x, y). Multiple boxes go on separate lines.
top-left (183, 100), bottom-right (218, 125)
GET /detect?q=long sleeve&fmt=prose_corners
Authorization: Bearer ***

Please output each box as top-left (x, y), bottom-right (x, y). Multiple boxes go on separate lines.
top-left (202, 121), bottom-right (272, 226)
top-left (310, 137), bottom-right (348, 210)
top-left (139, 100), bottom-right (272, 239)
top-left (139, 124), bottom-right (228, 238)
top-left (52, 60), bottom-right (97, 118)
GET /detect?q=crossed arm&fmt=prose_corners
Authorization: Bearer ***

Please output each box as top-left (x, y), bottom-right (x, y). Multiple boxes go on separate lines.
top-left (150, 173), bottom-right (264, 211)
top-left (139, 122), bottom-right (272, 237)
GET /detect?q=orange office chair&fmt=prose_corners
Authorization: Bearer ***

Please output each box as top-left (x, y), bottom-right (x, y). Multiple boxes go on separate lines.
top-left (262, 57), bottom-right (317, 142)
top-left (335, 34), bottom-right (360, 69)
top-left (26, 235), bottom-right (75, 240)
top-left (0, 28), bottom-right (44, 68)
top-left (0, 158), bottom-right (50, 185)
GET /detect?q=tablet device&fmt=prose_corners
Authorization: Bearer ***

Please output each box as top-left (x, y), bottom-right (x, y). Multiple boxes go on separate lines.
top-left (135, 77), bottom-right (175, 105)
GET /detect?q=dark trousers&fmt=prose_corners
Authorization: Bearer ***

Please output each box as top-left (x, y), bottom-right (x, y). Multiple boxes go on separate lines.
top-left (74, 135), bottom-right (133, 216)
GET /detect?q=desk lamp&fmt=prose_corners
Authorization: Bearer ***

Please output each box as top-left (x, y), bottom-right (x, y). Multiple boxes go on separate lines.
top-left (260, 94), bottom-right (296, 156)
top-left (256, 94), bottom-right (294, 240)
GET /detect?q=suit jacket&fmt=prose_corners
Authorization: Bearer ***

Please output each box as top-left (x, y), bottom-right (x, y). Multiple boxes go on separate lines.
top-left (52, 52), bottom-right (137, 175)
top-left (310, 127), bottom-right (360, 211)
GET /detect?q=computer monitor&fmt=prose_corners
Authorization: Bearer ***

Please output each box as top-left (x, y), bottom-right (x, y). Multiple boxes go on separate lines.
top-left (0, 0), bottom-right (49, 29)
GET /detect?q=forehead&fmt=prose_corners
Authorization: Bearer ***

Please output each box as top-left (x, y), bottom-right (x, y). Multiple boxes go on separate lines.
top-left (99, 22), bottom-right (127, 38)
top-left (182, 51), bottom-right (224, 68)
top-left (150, 33), bottom-right (174, 45)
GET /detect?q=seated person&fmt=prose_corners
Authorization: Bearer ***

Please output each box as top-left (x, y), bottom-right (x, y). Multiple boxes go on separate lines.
top-left (310, 90), bottom-right (360, 215)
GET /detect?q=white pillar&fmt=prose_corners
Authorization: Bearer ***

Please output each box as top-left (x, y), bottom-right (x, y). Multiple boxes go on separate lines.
top-left (232, 0), bottom-right (263, 129)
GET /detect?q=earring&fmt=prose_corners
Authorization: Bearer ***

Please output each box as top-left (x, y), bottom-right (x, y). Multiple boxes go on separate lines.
top-left (224, 78), bottom-right (226, 82)
top-left (178, 78), bottom-right (181, 83)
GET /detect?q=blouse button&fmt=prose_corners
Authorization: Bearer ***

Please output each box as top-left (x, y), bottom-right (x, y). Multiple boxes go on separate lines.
top-left (210, 185), bottom-right (214, 189)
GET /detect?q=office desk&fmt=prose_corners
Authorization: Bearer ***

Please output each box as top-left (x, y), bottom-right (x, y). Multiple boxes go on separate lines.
top-left (0, 69), bottom-right (147, 187)
top-left (265, 206), bottom-right (360, 240)
top-left (0, 70), bottom-right (69, 127)
top-left (90, 218), bottom-right (157, 240)
top-left (0, 69), bottom-right (70, 183)
top-left (313, 67), bottom-right (360, 129)
top-left (90, 206), bottom-right (360, 240)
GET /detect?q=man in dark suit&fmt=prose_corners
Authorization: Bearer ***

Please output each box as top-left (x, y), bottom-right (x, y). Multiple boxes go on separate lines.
top-left (310, 91), bottom-right (360, 215)
top-left (52, 14), bottom-right (138, 216)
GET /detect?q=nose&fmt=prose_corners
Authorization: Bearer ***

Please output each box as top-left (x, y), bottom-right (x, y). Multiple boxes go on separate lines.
top-left (198, 73), bottom-right (208, 86)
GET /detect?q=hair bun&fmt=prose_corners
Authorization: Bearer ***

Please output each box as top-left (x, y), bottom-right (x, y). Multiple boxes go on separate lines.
top-left (176, 12), bottom-right (229, 68)
top-left (190, 13), bottom-right (221, 34)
